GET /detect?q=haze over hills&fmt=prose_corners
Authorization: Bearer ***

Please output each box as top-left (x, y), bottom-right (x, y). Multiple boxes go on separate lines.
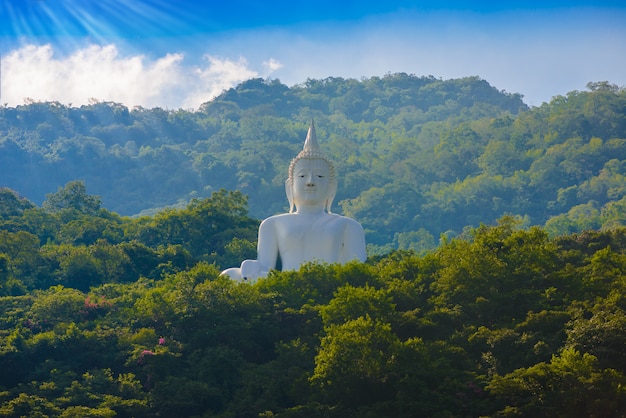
top-left (1, 74), bottom-right (625, 252)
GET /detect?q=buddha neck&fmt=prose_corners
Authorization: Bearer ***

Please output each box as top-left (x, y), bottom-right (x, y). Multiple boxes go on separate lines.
top-left (294, 203), bottom-right (326, 215)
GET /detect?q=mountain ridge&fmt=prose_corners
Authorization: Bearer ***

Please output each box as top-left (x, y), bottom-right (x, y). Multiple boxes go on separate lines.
top-left (1, 74), bottom-right (624, 251)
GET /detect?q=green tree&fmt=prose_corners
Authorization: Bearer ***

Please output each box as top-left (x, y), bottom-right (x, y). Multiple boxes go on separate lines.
top-left (319, 284), bottom-right (395, 327)
top-left (42, 245), bottom-right (101, 291)
top-left (43, 180), bottom-right (102, 215)
top-left (29, 285), bottom-right (86, 326)
top-left (0, 393), bottom-right (60, 417)
top-left (311, 315), bottom-right (402, 406)
top-left (0, 230), bottom-right (44, 289)
top-left (566, 308), bottom-right (626, 372)
top-left (430, 217), bottom-right (559, 328)
top-left (0, 187), bottom-right (35, 218)
top-left (486, 348), bottom-right (626, 417)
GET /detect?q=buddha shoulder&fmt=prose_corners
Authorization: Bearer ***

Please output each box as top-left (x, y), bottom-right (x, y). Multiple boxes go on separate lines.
top-left (260, 212), bottom-right (360, 229)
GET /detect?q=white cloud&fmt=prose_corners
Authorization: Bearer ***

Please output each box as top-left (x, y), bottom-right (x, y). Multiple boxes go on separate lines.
top-left (1, 44), bottom-right (271, 109)
top-left (181, 55), bottom-right (259, 109)
top-left (2, 7), bottom-right (625, 110)
top-left (262, 58), bottom-right (283, 74)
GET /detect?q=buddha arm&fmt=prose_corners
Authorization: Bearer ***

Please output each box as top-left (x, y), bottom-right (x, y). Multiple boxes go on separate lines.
top-left (255, 218), bottom-right (279, 272)
top-left (340, 219), bottom-right (367, 263)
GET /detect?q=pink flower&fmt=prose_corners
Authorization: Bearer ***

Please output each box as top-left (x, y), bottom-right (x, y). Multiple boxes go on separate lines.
top-left (137, 349), bottom-right (154, 364)
top-left (158, 337), bottom-right (165, 345)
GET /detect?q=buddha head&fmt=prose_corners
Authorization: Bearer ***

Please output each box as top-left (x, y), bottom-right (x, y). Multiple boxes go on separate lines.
top-left (286, 121), bottom-right (337, 213)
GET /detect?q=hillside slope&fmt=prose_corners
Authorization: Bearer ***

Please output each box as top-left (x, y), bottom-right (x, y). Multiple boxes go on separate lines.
top-left (1, 75), bottom-right (624, 250)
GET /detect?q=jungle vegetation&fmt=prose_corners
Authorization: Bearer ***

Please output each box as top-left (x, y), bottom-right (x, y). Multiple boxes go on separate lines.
top-left (0, 185), bottom-right (625, 416)
top-left (1, 74), bottom-right (626, 416)
top-left (1, 75), bottom-right (625, 253)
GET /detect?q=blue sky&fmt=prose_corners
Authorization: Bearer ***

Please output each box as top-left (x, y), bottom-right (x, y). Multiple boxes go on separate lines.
top-left (1, 0), bottom-right (625, 109)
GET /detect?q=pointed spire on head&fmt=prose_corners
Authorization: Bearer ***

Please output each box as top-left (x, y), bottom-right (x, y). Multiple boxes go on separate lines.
top-left (303, 119), bottom-right (320, 153)
top-left (293, 119), bottom-right (326, 161)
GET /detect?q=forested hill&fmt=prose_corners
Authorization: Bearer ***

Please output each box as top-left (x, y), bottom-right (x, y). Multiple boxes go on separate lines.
top-left (2, 74), bottom-right (626, 417)
top-left (1, 74), bottom-right (625, 252)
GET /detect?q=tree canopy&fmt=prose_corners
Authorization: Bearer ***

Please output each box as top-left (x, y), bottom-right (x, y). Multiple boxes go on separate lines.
top-left (1, 74), bottom-right (626, 416)
top-left (3, 75), bottom-right (624, 252)
top-left (1, 193), bottom-right (625, 416)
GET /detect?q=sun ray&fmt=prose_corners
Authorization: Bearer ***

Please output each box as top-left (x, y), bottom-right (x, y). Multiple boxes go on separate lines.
top-left (2, 0), bottom-right (206, 45)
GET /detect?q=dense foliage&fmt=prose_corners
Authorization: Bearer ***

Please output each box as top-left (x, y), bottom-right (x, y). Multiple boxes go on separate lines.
top-left (1, 185), bottom-right (626, 417)
top-left (2, 75), bottom-right (625, 252)
top-left (1, 74), bottom-right (626, 416)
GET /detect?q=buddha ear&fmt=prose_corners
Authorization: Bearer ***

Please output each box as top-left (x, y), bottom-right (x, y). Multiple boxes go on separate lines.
top-left (285, 179), bottom-right (295, 213)
top-left (325, 181), bottom-right (337, 213)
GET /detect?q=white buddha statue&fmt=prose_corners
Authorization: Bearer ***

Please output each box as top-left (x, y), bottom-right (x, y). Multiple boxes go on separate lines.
top-left (221, 121), bottom-right (367, 281)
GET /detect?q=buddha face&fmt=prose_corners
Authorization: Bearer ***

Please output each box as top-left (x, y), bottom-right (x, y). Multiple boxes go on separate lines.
top-left (291, 158), bottom-right (331, 209)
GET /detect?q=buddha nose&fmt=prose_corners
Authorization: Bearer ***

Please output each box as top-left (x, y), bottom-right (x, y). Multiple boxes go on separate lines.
top-left (306, 174), bottom-right (315, 186)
